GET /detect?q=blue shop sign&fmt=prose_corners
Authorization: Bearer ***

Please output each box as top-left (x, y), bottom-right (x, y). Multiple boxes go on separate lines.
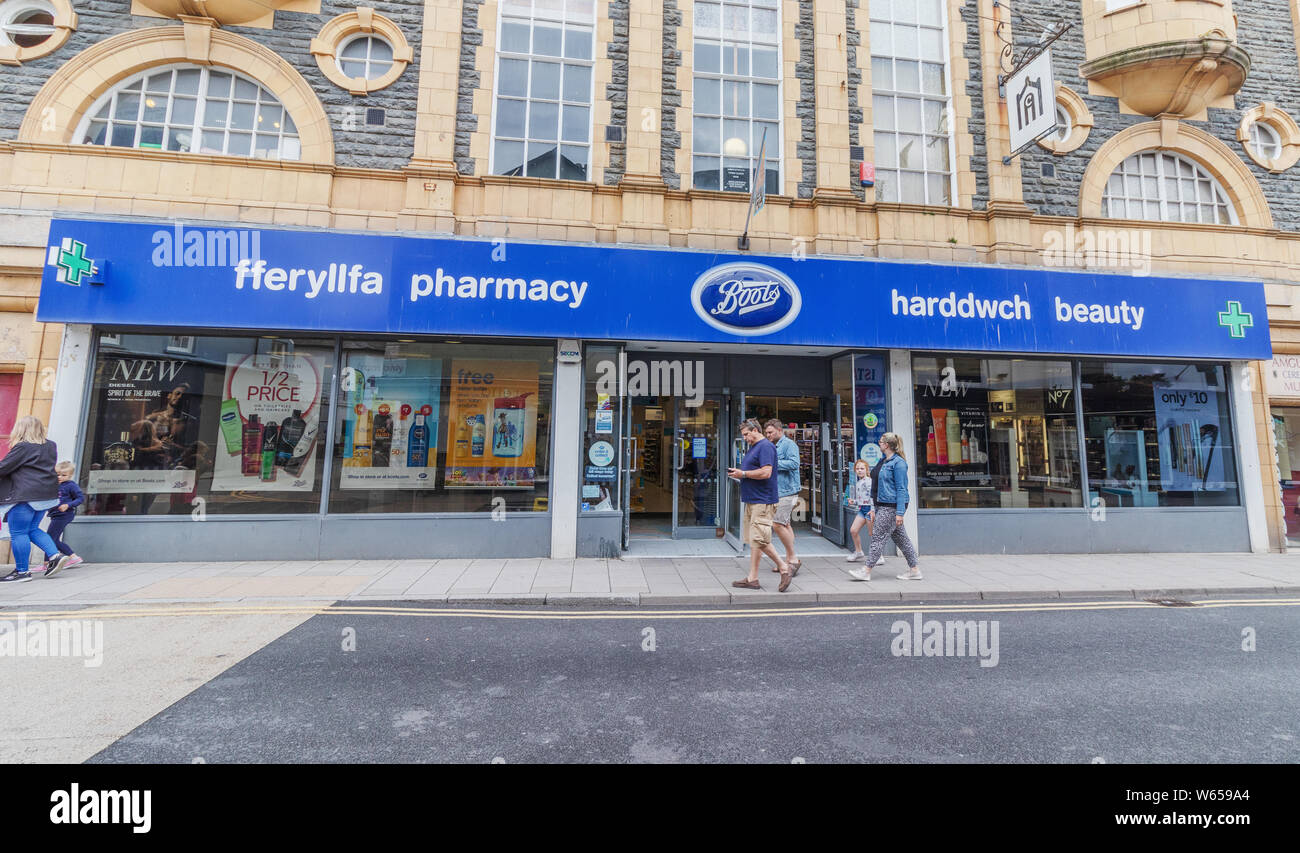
top-left (38, 218), bottom-right (1271, 360)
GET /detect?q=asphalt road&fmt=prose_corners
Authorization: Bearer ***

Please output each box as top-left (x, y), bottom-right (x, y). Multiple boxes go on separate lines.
top-left (81, 597), bottom-right (1300, 763)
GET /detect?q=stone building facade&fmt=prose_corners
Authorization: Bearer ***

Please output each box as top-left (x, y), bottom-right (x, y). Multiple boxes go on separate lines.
top-left (2, 0), bottom-right (1299, 554)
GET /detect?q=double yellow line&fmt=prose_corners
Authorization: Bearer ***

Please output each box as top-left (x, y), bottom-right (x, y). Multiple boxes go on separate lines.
top-left (2, 597), bottom-right (1298, 621)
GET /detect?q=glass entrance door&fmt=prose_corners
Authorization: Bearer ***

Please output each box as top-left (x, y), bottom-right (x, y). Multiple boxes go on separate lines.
top-left (819, 395), bottom-right (847, 546)
top-left (672, 397), bottom-right (722, 538)
top-left (724, 391), bottom-right (745, 549)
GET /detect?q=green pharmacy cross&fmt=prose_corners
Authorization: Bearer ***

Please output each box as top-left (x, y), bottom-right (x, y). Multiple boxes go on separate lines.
top-left (53, 238), bottom-right (98, 286)
top-left (1217, 300), bottom-right (1254, 339)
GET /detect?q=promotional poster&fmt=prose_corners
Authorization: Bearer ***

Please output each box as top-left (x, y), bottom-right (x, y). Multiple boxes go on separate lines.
top-left (211, 351), bottom-right (323, 492)
top-left (339, 353), bottom-right (441, 490)
top-left (445, 359), bottom-right (539, 489)
top-left (86, 355), bottom-right (205, 495)
top-left (1153, 377), bottom-right (1228, 493)
top-left (853, 355), bottom-right (888, 466)
top-left (914, 376), bottom-right (992, 489)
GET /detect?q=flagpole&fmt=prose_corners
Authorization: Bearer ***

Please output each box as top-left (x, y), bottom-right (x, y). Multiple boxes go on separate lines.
top-left (738, 127), bottom-right (768, 251)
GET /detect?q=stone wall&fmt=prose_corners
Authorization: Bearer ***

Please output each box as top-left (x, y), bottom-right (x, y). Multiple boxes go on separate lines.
top-left (1015, 0), bottom-right (1300, 231)
top-left (0, 0), bottom-right (423, 172)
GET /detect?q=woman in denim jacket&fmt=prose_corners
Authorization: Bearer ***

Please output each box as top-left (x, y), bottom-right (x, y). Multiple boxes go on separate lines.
top-left (848, 432), bottom-right (921, 582)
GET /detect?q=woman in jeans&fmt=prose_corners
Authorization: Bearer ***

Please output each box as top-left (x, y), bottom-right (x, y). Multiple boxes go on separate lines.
top-left (0, 416), bottom-right (70, 583)
top-left (849, 432), bottom-right (921, 581)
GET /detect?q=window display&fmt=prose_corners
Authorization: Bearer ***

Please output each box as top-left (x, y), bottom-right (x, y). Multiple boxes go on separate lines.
top-left (327, 340), bottom-right (553, 513)
top-left (914, 356), bottom-right (1081, 509)
top-left (81, 333), bottom-right (333, 515)
top-left (580, 346), bottom-right (620, 512)
top-left (1081, 361), bottom-right (1239, 507)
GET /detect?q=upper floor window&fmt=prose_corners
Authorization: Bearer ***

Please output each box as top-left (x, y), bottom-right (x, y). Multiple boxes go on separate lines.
top-left (77, 65), bottom-right (301, 161)
top-left (691, 0), bottom-right (781, 194)
top-left (1102, 151), bottom-right (1237, 225)
top-left (337, 34), bottom-right (394, 81)
top-left (871, 0), bottom-right (953, 206)
top-left (1249, 121), bottom-right (1283, 162)
top-left (491, 0), bottom-right (595, 181)
top-left (0, 0), bottom-right (54, 48)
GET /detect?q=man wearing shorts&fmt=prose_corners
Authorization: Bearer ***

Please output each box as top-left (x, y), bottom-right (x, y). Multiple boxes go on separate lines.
top-left (727, 419), bottom-right (792, 592)
top-left (764, 419), bottom-right (802, 575)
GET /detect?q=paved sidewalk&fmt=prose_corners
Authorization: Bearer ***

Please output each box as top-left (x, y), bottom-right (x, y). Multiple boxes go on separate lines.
top-left (2, 552), bottom-right (1298, 606)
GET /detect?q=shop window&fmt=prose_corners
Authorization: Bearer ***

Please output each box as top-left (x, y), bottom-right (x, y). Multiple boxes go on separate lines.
top-left (690, 0), bottom-right (781, 194)
top-left (76, 65), bottom-right (302, 161)
top-left (79, 333), bottom-right (334, 516)
top-left (491, 0), bottom-right (595, 181)
top-left (1101, 151), bottom-right (1237, 225)
top-left (913, 356), bottom-right (1081, 509)
top-left (1272, 408), bottom-right (1300, 546)
top-left (0, 373), bottom-right (21, 461)
top-left (870, 0), bottom-right (953, 205)
top-left (1081, 361), bottom-right (1240, 508)
top-left (580, 346), bottom-right (620, 512)
top-left (327, 340), bottom-right (553, 513)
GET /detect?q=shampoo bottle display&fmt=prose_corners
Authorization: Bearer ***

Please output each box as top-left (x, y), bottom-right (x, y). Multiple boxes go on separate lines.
top-left (210, 350), bottom-right (326, 493)
top-left (408, 414), bottom-right (430, 468)
top-left (925, 426), bottom-right (937, 465)
top-left (241, 414), bottom-right (263, 476)
top-left (260, 424), bottom-right (279, 482)
top-left (276, 410), bottom-right (306, 466)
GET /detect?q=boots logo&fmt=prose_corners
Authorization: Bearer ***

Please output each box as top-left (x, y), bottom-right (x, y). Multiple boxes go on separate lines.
top-left (691, 263), bottom-right (801, 336)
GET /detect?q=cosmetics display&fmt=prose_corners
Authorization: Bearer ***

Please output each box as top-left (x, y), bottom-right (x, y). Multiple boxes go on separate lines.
top-left (219, 398), bottom-right (243, 454)
top-left (408, 414), bottom-right (430, 467)
top-left (241, 414), bottom-right (262, 476)
top-left (259, 424), bottom-right (279, 482)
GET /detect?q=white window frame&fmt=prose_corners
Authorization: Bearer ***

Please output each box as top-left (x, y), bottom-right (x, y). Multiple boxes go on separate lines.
top-left (1249, 121), bottom-right (1283, 162)
top-left (1102, 151), bottom-right (1238, 225)
top-left (1054, 103), bottom-right (1071, 143)
top-left (488, 0), bottom-right (597, 182)
top-left (689, 0), bottom-right (784, 195)
top-left (869, 0), bottom-right (958, 207)
top-left (0, 0), bottom-right (55, 48)
top-left (74, 64), bottom-right (302, 161)
top-left (336, 33), bottom-right (396, 82)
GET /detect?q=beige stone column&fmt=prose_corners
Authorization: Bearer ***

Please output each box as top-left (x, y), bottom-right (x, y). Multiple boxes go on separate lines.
top-left (810, 0), bottom-right (860, 255)
top-left (976, 0), bottom-right (1033, 263)
top-left (618, 0), bottom-right (669, 244)
top-left (403, 0), bottom-right (466, 231)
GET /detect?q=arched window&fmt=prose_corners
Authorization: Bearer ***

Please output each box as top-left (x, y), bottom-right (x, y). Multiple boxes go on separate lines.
top-left (76, 65), bottom-right (301, 161)
top-left (1102, 151), bottom-right (1237, 225)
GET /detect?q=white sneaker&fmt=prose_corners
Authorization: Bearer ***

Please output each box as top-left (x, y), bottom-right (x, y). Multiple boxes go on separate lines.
top-left (847, 568), bottom-right (871, 582)
top-left (845, 551), bottom-right (865, 562)
top-left (896, 569), bottom-right (923, 581)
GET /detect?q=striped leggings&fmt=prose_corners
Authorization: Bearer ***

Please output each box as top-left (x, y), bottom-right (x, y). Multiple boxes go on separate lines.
top-left (867, 505), bottom-right (918, 569)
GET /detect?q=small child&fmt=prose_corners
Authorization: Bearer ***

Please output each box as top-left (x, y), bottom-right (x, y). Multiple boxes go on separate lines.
top-left (845, 458), bottom-right (884, 574)
top-left (44, 461), bottom-right (85, 573)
